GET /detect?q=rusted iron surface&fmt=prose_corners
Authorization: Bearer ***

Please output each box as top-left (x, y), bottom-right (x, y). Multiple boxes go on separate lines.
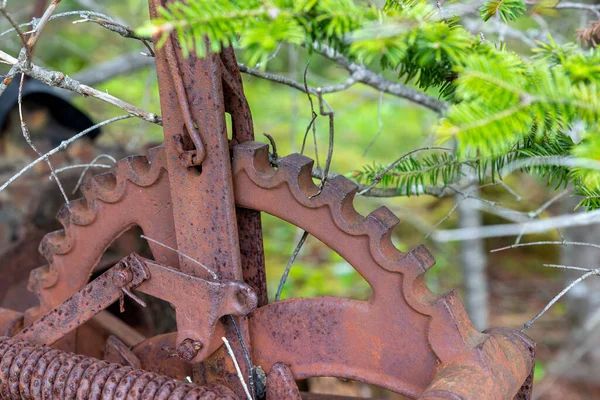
top-left (266, 363), bottom-right (301, 400)
top-left (104, 335), bottom-right (142, 368)
top-left (0, 1), bottom-right (535, 398)
top-left (16, 254), bottom-right (149, 346)
top-left (231, 141), bottom-right (535, 398)
top-left (0, 309), bottom-right (23, 337)
top-left (136, 257), bottom-right (257, 363)
top-left (0, 337), bottom-right (239, 399)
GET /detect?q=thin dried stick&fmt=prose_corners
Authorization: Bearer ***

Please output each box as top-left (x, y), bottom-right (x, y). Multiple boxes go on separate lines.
top-left (0, 3), bottom-right (27, 47)
top-left (522, 268), bottom-right (600, 331)
top-left (543, 264), bottom-right (594, 272)
top-left (72, 154), bottom-right (116, 193)
top-left (363, 90), bottom-right (384, 156)
top-left (140, 235), bottom-right (218, 280)
top-left (51, 163), bottom-right (112, 176)
top-left (18, 73), bottom-right (69, 203)
top-left (314, 88), bottom-right (334, 194)
top-left (300, 62), bottom-right (319, 170)
top-left (491, 240), bottom-right (600, 253)
top-left (222, 337), bottom-right (253, 400)
top-left (514, 189), bottom-right (570, 244)
top-left (275, 230), bottom-right (309, 301)
top-left (0, 115), bottom-right (131, 194)
top-left (228, 316), bottom-right (255, 399)
top-left (0, 49), bottom-right (162, 125)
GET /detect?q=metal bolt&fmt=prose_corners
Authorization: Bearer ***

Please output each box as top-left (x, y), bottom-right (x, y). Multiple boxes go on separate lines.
top-left (113, 264), bottom-right (133, 288)
top-left (176, 338), bottom-right (203, 362)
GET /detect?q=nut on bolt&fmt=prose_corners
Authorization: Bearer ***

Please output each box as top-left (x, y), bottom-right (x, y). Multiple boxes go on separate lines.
top-left (177, 338), bottom-right (204, 362)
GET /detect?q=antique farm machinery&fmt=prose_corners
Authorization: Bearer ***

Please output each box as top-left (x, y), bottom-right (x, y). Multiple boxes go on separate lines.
top-left (0, 0), bottom-right (535, 398)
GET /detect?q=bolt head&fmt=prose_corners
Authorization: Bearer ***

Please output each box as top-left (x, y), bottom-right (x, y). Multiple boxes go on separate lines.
top-left (177, 338), bottom-right (203, 362)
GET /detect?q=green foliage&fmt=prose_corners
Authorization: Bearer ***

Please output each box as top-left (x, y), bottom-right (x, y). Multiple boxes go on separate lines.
top-left (569, 132), bottom-right (600, 210)
top-left (140, 0), bottom-right (600, 210)
top-left (138, 0), bottom-right (367, 64)
top-left (479, 0), bottom-right (526, 22)
top-left (352, 151), bottom-right (520, 194)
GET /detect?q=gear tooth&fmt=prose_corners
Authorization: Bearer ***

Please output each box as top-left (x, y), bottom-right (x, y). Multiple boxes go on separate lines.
top-left (366, 206), bottom-right (400, 236)
top-left (146, 145), bottom-right (166, 165)
top-left (326, 175), bottom-right (359, 197)
top-left (55, 204), bottom-right (72, 230)
top-left (321, 175), bottom-right (364, 227)
top-left (63, 198), bottom-right (96, 226)
top-left (38, 229), bottom-right (69, 261)
top-left (232, 142), bottom-right (271, 175)
top-left (408, 245), bottom-right (436, 274)
top-left (91, 171), bottom-right (125, 203)
top-left (436, 290), bottom-right (479, 339)
top-left (278, 153), bottom-right (317, 195)
top-left (364, 206), bottom-right (402, 262)
top-left (116, 157), bottom-right (134, 179)
top-left (92, 172), bottom-right (117, 192)
top-left (126, 155), bottom-right (151, 175)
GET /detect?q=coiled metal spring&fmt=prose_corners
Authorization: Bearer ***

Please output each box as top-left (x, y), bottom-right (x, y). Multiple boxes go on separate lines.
top-left (0, 337), bottom-right (238, 399)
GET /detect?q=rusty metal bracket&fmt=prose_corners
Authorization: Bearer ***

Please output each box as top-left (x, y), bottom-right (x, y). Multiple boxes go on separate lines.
top-left (14, 253), bottom-right (149, 345)
top-left (136, 257), bottom-right (258, 362)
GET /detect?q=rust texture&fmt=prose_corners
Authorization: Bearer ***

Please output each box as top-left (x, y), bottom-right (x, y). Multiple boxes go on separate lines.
top-left (0, 337), bottom-right (239, 399)
top-left (0, 0), bottom-right (535, 397)
top-left (265, 363), bottom-right (301, 400)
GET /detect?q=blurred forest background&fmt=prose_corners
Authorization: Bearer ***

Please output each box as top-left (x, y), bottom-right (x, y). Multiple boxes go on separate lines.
top-left (1, 0), bottom-right (600, 398)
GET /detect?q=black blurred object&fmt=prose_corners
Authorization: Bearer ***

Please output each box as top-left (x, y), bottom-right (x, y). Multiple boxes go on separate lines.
top-left (0, 74), bottom-right (101, 148)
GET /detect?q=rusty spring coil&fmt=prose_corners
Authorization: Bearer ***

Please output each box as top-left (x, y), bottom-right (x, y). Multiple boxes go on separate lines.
top-left (0, 337), bottom-right (238, 400)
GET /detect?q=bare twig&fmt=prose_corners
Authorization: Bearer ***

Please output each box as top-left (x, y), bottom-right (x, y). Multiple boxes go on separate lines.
top-left (491, 240), bottom-right (600, 253)
top-left (522, 268), bottom-right (600, 331)
top-left (72, 15), bottom-right (154, 55)
top-left (426, 203), bottom-right (460, 239)
top-left (140, 235), bottom-right (218, 280)
top-left (71, 154), bottom-right (116, 193)
top-left (363, 90), bottom-right (384, 156)
top-left (0, 3), bottom-right (27, 47)
top-left (555, 2), bottom-right (600, 18)
top-left (498, 181), bottom-right (522, 201)
top-left (300, 62), bottom-right (319, 169)
top-left (27, 0), bottom-right (62, 51)
top-left (514, 189), bottom-right (570, 244)
top-left (263, 133), bottom-right (278, 162)
top-left (0, 49), bottom-right (162, 125)
top-left (275, 230), bottom-right (309, 301)
top-left (238, 62), bottom-right (358, 98)
top-left (0, 114), bottom-right (132, 194)
top-left (18, 73), bottom-right (69, 203)
top-left (433, 208), bottom-right (600, 242)
top-left (52, 163), bottom-right (112, 176)
top-left (313, 88), bottom-right (334, 194)
top-left (0, 10), bottom-right (127, 38)
top-left (227, 316), bottom-right (255, 400)
top-left (543, 264), bottom-right (594, 272)
top-left (222, 337), bottom-right (252, 400)
top-left (312, 43), bottom-right (448, 114)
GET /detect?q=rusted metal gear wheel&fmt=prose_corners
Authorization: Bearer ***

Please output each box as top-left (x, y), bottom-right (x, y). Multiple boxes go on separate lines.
top-left (19, 140), bottom-right (534, 399)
